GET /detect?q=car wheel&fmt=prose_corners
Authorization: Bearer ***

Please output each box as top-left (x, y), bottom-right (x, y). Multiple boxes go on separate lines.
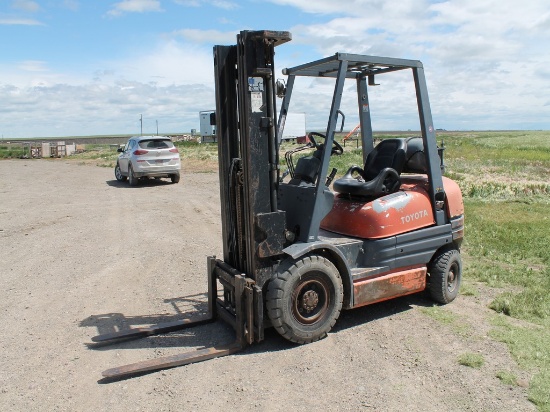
top-left (266, 255), bottom-right (343, 344)
top-left (114, 164), bottom-right (127, 182)
top-left (128, 164), bottom-right (138, 186)
top-left (171, 174), bottom-right (180, 183)
top-left (428, 248), bottom-right (462, 304)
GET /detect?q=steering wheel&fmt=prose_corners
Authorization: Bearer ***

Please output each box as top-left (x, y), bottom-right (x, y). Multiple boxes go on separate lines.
top-left (308, 132), bottom-right (343, 155)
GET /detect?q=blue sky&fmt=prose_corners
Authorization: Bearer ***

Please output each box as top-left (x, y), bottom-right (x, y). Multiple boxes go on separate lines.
top-left (1, 0), bottom-right (550, 138)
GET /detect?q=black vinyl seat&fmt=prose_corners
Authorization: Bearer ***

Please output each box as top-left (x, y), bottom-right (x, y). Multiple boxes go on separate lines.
top-left (332, 138), bottom-right (407, 198)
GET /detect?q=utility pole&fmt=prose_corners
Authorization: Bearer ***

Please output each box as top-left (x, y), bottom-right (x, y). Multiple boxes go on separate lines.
top-left (140, 114), bottom-right (143, 135)
top-left (156, 120), bottom-right (158, 136)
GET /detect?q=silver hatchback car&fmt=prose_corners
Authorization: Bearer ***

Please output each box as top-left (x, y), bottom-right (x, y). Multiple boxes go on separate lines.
top-left (115, 136), bottom-right (181, 185)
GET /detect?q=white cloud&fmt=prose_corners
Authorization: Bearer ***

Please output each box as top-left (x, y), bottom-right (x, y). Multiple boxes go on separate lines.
top-left (172, 0), bottom-right (200, 6)
top-left (0, 39), bottom-right (218, 138)
top-left (107, 0), bottom-right (163, 17)
top-left (18, 60), bottom-right (49, 72)
top-left (172, 28), bottom-right (238, 44)
top-left (208, 0), bottom-right (238, 10)
top-left (63, 0), bottom-right (79, 11)
top-left (172, 0), bottom-right (239, 9)
top-left (265, 0), bottom-right (550, 130)
top-left (0, 18), bottom-right (43, 25)
top-left (0, 81), bottom-right (214, 138)
top-left (11, 0), bottom-right (40, 13)
top-left (104, 40), bottom-right (216, 86)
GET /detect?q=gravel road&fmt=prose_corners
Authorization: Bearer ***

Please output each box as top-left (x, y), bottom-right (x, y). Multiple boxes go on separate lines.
top-left (0, 159), bottom-right (535, 411)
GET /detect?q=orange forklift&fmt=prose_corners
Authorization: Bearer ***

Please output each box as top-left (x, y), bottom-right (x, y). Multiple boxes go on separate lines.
top-left (92, 30), bottom-right (464, 379)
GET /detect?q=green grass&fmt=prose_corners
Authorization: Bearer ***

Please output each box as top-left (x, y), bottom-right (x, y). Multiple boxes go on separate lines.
top-left (490, 316), bottom-right (550, 410)
top-left (464, 201), bottom-right (550, 319)
top-left (496, 370), bottom-right (518, 386)
top-left (442, 132), bottom-right (550, 195)
top-left (174, 140), bottom-right (219, 172)
top-left (0, 144), bottom-right (26, 159)
top-left (420, 305), bottom-right (457, 325)
top-left (420, 306), bottom-right (471, 336)
top-left (174, 140), bottom-right (218, 161)
top-left (459, 280), bottom-right (479, 297)
top-left (458, 352), bottom-right (485, 368)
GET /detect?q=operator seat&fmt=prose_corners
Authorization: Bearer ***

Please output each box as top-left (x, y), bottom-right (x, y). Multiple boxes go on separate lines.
top-left (332, 138), bottom-right (407, 198)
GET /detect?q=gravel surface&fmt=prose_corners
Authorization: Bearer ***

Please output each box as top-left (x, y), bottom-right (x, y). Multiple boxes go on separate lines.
top-left (0, 159), bottom-right (535, 411)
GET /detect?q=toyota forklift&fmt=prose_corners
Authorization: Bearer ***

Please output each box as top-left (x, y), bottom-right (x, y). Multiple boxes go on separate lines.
top-left (92, 30), bottom-right (464, 379)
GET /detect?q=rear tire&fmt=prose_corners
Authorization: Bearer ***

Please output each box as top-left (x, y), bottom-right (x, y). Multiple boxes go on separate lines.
top-left (266, 255), bottom-right (343, 344)
top-left (171, 174), bottom-right (180, 183)
top-left (128, 164), bottom-right (138, 186)
top-left (428, 248), bottom-right (462, 304)
top-left (114, 164), bottom-right (127, 182)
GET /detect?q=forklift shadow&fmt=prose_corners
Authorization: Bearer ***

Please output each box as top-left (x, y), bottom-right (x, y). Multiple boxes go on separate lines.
top-left (82, 291), bottom-right (435, 352)
top-left (333, 291), bottom-right (434, 332)
top-left (80, 293), bottom-right (233, 351)
top-left (83, 291), bottom-right (435, 381)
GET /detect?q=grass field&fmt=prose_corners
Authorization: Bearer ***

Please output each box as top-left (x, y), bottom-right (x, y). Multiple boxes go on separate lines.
top-left (9, 130), bottom-right (550, 409)
top-left (441, 131), bottom-right (550, 410)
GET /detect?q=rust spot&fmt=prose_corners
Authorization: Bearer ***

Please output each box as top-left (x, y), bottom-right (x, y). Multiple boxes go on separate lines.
top-left (353, 266), bottom-right (427, 308)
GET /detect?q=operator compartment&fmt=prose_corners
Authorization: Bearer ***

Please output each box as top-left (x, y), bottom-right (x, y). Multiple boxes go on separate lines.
top-left (321, 135), bottom-right (464, 239)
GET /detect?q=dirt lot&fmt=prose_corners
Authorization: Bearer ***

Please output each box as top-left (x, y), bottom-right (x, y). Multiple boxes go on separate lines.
top-left (0, 159), bottom-right (536, 411)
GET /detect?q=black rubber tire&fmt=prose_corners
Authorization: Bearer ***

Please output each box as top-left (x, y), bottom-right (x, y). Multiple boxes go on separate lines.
top-left (266, 255), bottom-right (343, 344)
top-left (114, 164), bottom-right (127, 182)
top-left (428, 248), bottom-right (462, 304)
top-left (128, 164), bottom-right (138, 186)
top-left (171, 174), bottom-right (180, 183)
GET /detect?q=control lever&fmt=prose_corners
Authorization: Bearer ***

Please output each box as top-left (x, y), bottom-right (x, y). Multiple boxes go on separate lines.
top-left (326, 168), bottom-right (337, 186)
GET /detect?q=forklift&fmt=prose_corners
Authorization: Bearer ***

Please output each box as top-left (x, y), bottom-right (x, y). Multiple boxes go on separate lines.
top-left (92, 30), bottom-right (464, 379)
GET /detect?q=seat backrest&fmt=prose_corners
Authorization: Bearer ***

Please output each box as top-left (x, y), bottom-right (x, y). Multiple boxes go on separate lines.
top-left (403, 137), bottom-right (428, 173)
top-left (362, 138), bottom-right (407, 181)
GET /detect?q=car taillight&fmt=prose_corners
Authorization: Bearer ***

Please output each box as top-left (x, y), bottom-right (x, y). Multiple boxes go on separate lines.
top-left (169, 148), bottom-right (179, 153)
top-left (133, 149), bottom-right (149, 155)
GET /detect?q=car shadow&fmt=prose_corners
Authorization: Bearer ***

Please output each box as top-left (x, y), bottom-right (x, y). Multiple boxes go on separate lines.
top-left (82, 290), bottom-right (436, 383)
top-left (106, 178), bottom-right (174, 188)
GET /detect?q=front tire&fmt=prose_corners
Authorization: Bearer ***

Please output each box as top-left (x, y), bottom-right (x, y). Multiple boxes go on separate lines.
top-left (114, 164), bottom-right (127, 182)
top-left (266, 255), bottom-right (343, 344)
top-left (428, 248), bottom-right (462, 304)
top-left (128, 164), bottom-right (138, 186)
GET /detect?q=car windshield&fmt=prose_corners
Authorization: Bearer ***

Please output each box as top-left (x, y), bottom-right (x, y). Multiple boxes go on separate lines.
top-left (138, 139), bottom-right (174, 149)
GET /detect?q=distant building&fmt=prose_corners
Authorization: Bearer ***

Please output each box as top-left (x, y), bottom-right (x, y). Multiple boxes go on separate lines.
top-left (199, 110), bottom-right (216, 143)
top-left (279, 112), bottom-right (306, 141)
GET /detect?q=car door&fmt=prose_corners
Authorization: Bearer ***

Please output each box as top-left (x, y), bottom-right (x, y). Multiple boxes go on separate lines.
top-left (118, 140), bottom-right (133, 173)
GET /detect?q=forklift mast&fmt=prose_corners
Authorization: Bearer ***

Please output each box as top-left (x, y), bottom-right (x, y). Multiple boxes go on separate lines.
top-left (214, 30), bottom-right (291, 287)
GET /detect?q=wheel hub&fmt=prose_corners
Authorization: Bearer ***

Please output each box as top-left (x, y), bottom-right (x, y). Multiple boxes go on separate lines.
top-left (448, 270), bottom-right (456, 283)
top-left (447, 265), bottom-right (458, 292)
top-left (292, 276), bottom-right (331, 325)
top-left (301, 290), bottom-right (319, 312)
